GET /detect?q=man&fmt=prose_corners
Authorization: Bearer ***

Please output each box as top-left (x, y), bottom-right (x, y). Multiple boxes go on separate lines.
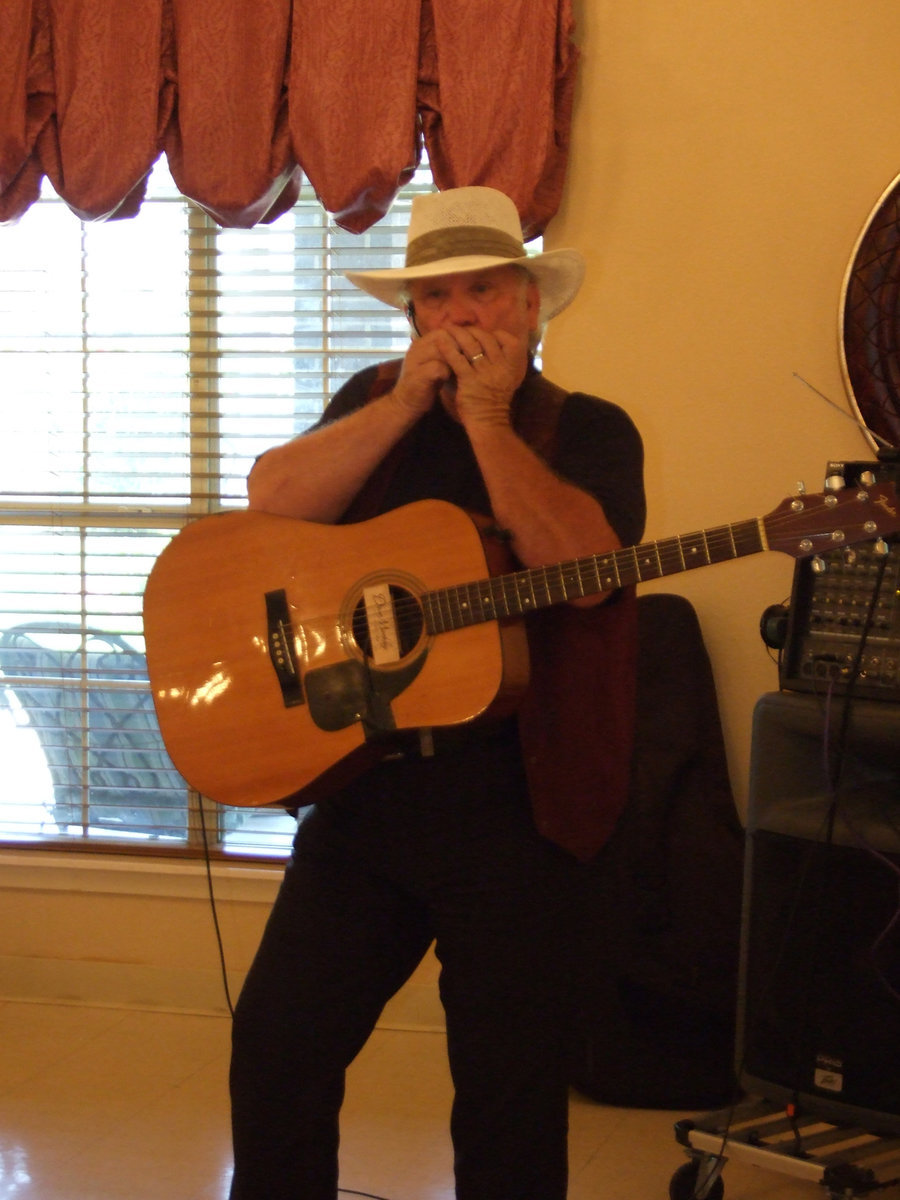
top-left (229, 186), bottom-right (645, 1200)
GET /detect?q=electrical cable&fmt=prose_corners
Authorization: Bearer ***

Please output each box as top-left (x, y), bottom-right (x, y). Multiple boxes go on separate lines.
top-left (198, 793), bottom-right (235, 1018)
top-left (197, 804), bottom-right (398, 1200)
top-left (818, 551), bottom-right (900, 1006)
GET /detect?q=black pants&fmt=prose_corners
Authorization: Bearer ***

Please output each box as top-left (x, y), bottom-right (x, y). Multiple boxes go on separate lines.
top-left (229, 729), bottom-right (585, 1200)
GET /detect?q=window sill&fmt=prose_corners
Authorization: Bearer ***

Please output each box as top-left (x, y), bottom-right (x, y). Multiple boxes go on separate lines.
top-left (0, 848), bottom-right (283, 904)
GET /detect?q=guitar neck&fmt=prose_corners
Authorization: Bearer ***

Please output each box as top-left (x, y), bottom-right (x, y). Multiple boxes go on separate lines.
top-left (422, 517), bottom-right (765, 633)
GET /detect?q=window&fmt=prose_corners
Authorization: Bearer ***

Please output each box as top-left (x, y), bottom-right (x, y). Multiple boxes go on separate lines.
top-left (0, 161), bottom-right (434, 856)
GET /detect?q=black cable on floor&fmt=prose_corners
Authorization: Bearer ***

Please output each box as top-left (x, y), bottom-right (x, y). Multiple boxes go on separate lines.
top-left (198, 793), bottom-right (235, 1018)
top-left (196, 809), bottom-right (397, 1200)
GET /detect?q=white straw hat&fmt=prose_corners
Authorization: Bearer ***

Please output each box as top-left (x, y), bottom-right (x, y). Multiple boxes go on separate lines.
top-left (345, 187), bottom-right (585, 324)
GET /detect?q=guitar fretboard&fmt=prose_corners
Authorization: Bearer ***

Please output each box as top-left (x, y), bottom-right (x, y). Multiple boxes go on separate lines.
top-left (422, 518), bottom-right (766, 634)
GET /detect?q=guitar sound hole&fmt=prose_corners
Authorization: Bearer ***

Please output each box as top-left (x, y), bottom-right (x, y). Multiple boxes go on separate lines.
top-left (351, 586), bottom-right (424, 661)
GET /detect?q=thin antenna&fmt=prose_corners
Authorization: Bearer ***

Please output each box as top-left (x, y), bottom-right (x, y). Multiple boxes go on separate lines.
top-left (792, 373), bottom-right (894, 449)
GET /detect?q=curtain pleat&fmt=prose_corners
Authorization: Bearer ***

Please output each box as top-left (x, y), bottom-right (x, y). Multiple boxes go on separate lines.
top-left (420, 0), bottom-right (578, 241)
top-left (0, 0), bottom-right (33, 193)
top-left (165, 0), bottom-right (300, 228)
top-left (289, 0), bottom-right (422, 233)
top-left (0, 0), bottom-right (52, 223)
top-left (0, 0), bottom-right (577, 232)
top-left (36, 0), bottom-right (171, 221)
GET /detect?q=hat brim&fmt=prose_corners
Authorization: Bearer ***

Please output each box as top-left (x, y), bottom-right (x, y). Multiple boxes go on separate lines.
top-left (345, 248), bottom-right (585, 324)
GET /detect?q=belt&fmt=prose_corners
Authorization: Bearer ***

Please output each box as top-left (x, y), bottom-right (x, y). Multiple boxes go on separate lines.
top-left (378, 718), bottom-right (519, 762)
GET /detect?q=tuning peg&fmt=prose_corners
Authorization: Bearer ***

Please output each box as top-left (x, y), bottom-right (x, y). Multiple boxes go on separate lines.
top-left (874, 538), bottom-right (890, 557)
top-left (825, 473), bottom-right (845, 492)
top-left (859, 470), bottom-right (877, 486)
top-left (811, 555), bottom-right (827, 574)
top-left (796, 481), bottom-right (807, 495)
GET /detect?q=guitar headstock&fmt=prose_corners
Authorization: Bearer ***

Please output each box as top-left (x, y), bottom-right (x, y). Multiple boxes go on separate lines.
top-left (764, 482), bottom-right (900, 558)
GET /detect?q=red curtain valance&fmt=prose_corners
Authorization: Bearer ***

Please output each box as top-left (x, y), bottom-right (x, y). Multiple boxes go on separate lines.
top-left (0, 0), bottom-right (578, 237)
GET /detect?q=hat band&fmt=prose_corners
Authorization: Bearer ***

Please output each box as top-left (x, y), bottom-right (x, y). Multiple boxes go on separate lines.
top-left (405, 226), bottom-right (525, 269)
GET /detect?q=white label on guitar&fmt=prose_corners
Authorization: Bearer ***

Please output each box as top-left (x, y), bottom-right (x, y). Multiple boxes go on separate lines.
top-left (363, 584), bottom-right (401, 665)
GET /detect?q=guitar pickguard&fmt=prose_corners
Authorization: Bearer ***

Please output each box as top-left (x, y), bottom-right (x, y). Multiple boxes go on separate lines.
top-left (304, 653), bottom-right (427, 735)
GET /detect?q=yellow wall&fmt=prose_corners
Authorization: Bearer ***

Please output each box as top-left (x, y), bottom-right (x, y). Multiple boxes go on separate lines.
top-left (544, 0), bottom-right (900, 814)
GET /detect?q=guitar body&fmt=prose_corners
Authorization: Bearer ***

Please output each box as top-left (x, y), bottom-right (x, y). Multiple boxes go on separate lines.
top-left (143, 500), bottom-right (528, 808)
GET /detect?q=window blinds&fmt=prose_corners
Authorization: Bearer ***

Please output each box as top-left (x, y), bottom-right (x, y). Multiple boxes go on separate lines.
top-left (0, 161), bottom-right (434, 855)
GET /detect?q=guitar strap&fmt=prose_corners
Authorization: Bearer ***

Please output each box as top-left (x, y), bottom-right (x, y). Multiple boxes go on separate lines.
top-left (339, 359), bottom-right (638, 863)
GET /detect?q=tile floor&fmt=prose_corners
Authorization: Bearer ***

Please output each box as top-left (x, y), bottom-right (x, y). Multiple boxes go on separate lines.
top-left (0, 998), bottom-right (859, 1200)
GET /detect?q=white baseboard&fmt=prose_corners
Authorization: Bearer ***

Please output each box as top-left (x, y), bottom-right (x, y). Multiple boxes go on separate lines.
top-left (0, 850), bottom-right (446, 1030)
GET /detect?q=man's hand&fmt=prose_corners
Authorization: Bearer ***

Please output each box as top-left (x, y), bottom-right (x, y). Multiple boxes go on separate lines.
top-left (451, 325), bottom-right (529, 428)
top-left (391, 333), bottom-right (455, 415)
top-left (409, 324), bottom-right (529, 428)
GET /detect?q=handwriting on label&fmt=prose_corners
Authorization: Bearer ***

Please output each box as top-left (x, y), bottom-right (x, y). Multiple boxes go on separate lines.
top-left (363, 585), bottom-right (400, 665)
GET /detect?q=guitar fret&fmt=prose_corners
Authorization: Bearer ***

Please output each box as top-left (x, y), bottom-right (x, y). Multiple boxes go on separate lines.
top-left (580, 560), bottom-right (595, 597)
top-left (554, 561), bottom-right (578, 602)
top-left (448, 586), bottom-right (465, 627)
top-left (491, 578), bottom-right (511, 618)
top-left (534, 565), bottom-right (556, 607)
top-left (578, 560), bottom-right (591, 599)
top-left (651, 537), bottom-right (685, 577)
top-left (441, 587), bottom-right (460, 631)
top-left (732, 519), bottom-right (765, 558)
top-left (423, 592), bottom-right (443, 635)
top-left (479, 584), bottom-right (497, 621)
top-left (706, 528), bottom-right (732, 565)
top-left (436, 587), bottom-right (454, 630)
top-left (454, 583), bottom-right (481, 628)
top-left (628, 545), bottom-right (640, 585)
top-left (592, 554), bottom-right (622, 592)
top-left (678, 531), bottom-right (712, 570)
top-left (445, 586), bottom-right (463, 628)
top-left (633, 542), bottom-right (663, 581)
top-left (461, 586), bottom-right (476, 622)
top-left (465, 582), bottom-right (487, 624)
top-left (533, 567), bottom-right (548, 606)
top-left (578, 558), bottom-right (598, 596)
top-left (519, 572), bottom-right (539, 610)
top-left (547, 563), bottom-right (570, 605)
top-left (578, 561), bottom-right (592, 600)
top-left (507, 576), bottom-right (523, 612)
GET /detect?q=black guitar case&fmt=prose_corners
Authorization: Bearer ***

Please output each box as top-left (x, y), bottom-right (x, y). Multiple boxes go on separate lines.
top-left (568, 592), bottom-right (745, 1110)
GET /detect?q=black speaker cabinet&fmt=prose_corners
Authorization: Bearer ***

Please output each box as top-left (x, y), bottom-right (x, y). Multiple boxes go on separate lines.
top-left (739, 691), bottom-right (900, 1133)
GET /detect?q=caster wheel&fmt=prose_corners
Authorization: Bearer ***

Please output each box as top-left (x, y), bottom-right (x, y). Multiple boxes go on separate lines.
top-left (669, 1158), bottom-right (725, 1200)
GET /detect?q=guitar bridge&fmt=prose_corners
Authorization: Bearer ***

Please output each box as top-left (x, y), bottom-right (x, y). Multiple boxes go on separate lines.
top-left (265, 589), bottom-right (304, 707)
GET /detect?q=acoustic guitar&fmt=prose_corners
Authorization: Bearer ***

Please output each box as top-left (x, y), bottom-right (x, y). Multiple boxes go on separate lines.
top-left (142, 483), bottom-right (900, 809)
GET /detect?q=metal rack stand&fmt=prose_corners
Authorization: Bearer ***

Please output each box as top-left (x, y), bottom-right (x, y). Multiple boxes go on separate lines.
top-left (670, 1095), bottom-right (900, 1199)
